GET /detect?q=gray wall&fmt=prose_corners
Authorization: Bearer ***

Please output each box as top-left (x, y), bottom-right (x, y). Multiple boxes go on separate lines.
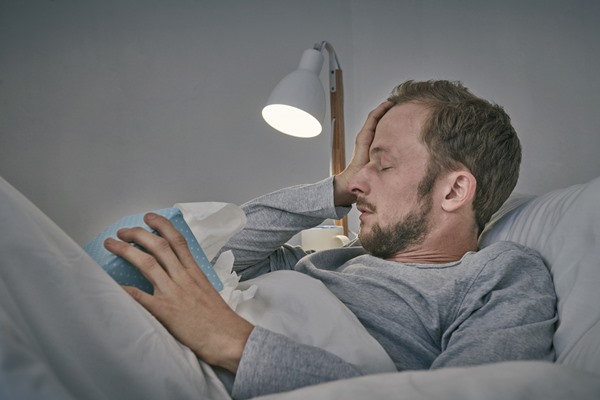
top-left (1, 0), bottom-right (599, 244)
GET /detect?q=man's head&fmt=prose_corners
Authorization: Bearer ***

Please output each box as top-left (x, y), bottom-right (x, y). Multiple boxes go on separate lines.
top-left (388, 80), bottom-right (521, 233)
top-left (350, 80), bottom-right (521, 260)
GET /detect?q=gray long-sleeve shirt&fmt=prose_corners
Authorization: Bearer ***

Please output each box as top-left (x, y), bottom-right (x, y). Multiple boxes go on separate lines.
top-left (226, 178), bottom-right (557, 399)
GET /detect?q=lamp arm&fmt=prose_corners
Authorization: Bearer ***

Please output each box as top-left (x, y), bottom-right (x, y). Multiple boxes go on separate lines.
top-left (314, 41), bottom-right (341, 93)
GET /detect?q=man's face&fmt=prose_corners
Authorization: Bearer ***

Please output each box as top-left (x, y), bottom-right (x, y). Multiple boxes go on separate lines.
top-left (349, 102), bottom-right (436, 259)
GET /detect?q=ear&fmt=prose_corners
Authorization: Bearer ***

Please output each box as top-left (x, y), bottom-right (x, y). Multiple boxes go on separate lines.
top-left (440, 170), bottom-right (476, 213)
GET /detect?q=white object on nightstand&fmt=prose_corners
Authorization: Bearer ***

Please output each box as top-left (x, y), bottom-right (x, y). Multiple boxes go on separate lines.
top-left (301, 225), bottom-right (350, 252)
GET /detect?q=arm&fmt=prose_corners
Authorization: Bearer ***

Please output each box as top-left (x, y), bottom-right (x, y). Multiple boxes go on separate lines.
top-left (232, 326), bottom-right (363, 399)
top-left (221, 178), bottom-right (350, 280)
top-left (104, 213), bottom-right (253, 373)
top-left (432, 244), bottom-right (557, 368)
top-left (222, 101), bottom-right (395, 280)
top-left (106, 216), bottom-right (373, 399)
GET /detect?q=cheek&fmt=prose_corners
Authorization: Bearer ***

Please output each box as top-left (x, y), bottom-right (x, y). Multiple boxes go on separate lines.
top-left (378, 192), bottom-right (420, 225)
top-left (376, 200), bottom-right (403, 226)
top-left (371, 172), bottom-right (424, 220)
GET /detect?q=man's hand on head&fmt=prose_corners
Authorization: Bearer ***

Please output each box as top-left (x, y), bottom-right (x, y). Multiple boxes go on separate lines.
top-left (334, 101), bottom-right (394, 206)
top-left (104, 212), bottom-right (254, 373)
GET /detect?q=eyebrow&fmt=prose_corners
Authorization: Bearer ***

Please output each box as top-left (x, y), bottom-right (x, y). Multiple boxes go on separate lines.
top-left (369, 146), bottom-right (388, 159)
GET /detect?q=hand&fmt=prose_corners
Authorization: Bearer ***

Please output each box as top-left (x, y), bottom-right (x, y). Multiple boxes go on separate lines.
top-left (104, 212), bottom-right (254, 373)
top-left (333, 101), bottom-right (394, 206)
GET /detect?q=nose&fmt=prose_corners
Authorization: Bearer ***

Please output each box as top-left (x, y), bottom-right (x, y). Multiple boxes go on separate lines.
top-left (348, 165), bottom-right (370, 197)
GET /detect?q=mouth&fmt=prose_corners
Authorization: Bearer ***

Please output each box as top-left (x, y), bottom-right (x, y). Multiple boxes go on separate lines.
top-left (356, 199), bottom-right (375, 220)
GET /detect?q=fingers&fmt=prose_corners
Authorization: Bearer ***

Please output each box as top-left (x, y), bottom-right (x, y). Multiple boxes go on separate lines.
top-left (373, 100), bottom-right (395, 117)
top-left (362, 101), bottom-right (394, 131)
top-left (351, 101), bottom-right (395, 165)
top-left (104, 236), bottom-right (172, 291)
top-left (333, 101), bottom-right (394, 206)
top-left (356, 101), bottom-right (394, 145)
top-left (114, 224), bottom-right (191, 285)
top-left (122, 285), bottom-right (154, 308)
top-left (104, 212), bottom-right (209, 292)
top-left (142, 213), bottom-right (213, 289)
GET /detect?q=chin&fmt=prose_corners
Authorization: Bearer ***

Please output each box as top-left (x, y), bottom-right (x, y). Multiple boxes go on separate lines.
top-left (357, 226), bottom-right (370, 243)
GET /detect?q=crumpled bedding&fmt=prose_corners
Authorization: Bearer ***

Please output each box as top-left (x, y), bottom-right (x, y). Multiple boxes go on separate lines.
top-left (0, 176), bottom-right (394, 400)
top-left (253, 360), bottom-right (600, 400)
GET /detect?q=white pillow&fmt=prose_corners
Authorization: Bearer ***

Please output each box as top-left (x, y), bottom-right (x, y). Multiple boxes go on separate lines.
top-left (479, 176), bottom-right (600, 373)
top-left (236, 270), bottom-right (397, 375)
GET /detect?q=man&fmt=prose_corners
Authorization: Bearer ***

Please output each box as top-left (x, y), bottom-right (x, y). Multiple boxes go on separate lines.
top-left (105, 80), bottom-right (557, 399)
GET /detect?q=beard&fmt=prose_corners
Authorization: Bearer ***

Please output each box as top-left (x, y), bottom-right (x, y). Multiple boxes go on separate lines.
top-left (359, 187), bottom-right (433, 260)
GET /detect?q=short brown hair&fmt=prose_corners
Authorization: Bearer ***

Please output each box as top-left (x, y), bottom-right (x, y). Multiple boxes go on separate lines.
top-left (388, 80), bottom-right (521, 233)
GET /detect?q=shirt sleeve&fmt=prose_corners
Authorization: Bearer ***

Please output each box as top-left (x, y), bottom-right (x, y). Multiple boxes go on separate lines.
top-left (431, 243), bottom-right (558, 369)
top-left (231, 326), bottom-right (362, 400)
top-left (219, 177), bottom-right (351, 280)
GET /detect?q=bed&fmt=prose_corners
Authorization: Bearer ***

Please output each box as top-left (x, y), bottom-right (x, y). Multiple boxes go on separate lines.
top-left (0, 174), bottom-right (599, 400)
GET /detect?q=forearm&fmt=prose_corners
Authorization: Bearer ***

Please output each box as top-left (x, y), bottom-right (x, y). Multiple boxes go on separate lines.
top-left (220, 177), bottom-right (351, 279)
top-left (232, 326), bottom-right (362, 399)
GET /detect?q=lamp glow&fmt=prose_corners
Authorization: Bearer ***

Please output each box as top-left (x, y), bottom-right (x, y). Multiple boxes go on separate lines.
top-left (262, 104), bottom-right (322, 138)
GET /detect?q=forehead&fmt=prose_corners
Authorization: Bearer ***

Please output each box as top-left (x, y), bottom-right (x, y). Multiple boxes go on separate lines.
top-left (370, 102), bottom-right (430, 156)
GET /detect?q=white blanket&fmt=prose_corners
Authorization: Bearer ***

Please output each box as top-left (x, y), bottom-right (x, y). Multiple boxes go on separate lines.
top-left (0, 176), bottom-right (394, 400)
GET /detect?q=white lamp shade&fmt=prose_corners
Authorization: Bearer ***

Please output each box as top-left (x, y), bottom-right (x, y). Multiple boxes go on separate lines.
top-left (262, 49), bottom-right (326, 138)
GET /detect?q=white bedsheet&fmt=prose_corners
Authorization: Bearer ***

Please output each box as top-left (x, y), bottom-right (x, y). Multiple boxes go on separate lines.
top-left (0, 176), bottom-right (394, 400)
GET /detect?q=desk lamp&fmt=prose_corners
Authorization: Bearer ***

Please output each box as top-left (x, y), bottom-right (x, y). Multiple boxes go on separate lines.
top-left (262, 41), bottom-right (348, 235)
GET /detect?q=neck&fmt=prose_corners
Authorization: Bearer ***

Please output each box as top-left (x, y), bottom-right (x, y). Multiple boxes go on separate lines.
top-left (385, 240), bottom-right (477, 264)
top-left (386, 221), bottom-right (479, 264)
